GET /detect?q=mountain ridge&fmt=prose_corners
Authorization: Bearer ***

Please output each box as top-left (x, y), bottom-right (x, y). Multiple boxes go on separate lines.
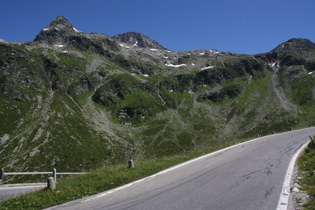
top-left (33, 16), bottom-right (315, 55)
top-left (0, 16), bottom-right (314, 182)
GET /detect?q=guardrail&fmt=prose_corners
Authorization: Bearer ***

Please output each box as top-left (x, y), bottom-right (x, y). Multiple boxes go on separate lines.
top-left (0, 168), bottom-right (86, 186)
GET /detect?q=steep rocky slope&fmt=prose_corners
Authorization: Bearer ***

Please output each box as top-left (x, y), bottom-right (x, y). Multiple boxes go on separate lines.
top-left (113, 32), bottom-right (167, 50)
top-left (0, 16), bottom-right (314, 181)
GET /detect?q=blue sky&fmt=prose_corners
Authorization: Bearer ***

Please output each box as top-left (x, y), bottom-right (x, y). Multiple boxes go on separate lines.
top-left (1, 0), bottom-right (314, 54)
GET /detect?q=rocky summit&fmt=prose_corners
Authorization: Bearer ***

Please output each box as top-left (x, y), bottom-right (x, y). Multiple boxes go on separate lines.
top-left (34, 16), bottom-right (79, 45)
top-left (113, 32), bottom-right (167, 50)
top-left (0, 16), bottom-right (314, 181)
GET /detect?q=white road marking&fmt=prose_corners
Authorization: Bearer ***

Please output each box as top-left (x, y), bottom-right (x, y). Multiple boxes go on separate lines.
top-left (276, 140), bottom-right (311, 210)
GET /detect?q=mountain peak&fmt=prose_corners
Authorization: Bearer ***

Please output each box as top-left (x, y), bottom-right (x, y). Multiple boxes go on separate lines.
top-left (45, 16), bottom-right (73, 31)
top-left (112, 32), bottom-right (167, 50)
top-left (272, 38), bottom-right (315, 54)
top-left (34, 16), bottom-right (80, 45)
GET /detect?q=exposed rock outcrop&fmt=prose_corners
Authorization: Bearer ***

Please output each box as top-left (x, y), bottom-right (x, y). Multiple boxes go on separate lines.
top-left (113, 32), bottom-right (167, 50)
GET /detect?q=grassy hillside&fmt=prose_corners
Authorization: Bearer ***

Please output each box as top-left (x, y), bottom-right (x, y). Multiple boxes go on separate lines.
top-left (0, 37), bottom-right (314, 183)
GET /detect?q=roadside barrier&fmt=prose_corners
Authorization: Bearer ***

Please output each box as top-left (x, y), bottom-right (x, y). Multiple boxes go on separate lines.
top-left (0, 168), bottom-right (85, 190)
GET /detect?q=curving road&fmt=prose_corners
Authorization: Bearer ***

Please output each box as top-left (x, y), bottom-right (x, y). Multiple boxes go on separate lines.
top-left (48, 128), bottom-right (315, 210)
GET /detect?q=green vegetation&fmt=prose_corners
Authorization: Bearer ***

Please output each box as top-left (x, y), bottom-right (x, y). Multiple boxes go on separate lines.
top-left (278, 65), bottom-right (315, 127)
top-left (297, 138), bottom-right (315, 208)
top-left (0, 93), bottom-right (32, 136)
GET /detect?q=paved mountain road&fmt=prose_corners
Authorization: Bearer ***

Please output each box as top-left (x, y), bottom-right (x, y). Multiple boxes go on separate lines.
top-left (0, 183), bottom-right (46, 201)
top-left (48, 128), bottom-right (315, 210)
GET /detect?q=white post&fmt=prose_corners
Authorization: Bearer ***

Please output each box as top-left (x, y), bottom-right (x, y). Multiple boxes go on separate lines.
top-left (53, 168), bottom-right (57, 183)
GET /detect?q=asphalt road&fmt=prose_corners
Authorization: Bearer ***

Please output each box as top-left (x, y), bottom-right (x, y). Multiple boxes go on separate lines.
top-left (0, 183), bottom-right (46, 201)
top-left (48, 128), bottom-right (315, 210)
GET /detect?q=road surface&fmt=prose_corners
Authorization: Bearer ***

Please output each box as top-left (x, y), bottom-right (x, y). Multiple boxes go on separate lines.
top-left (0, 183), bottom-right (46, 201)
top-left (48, 128), bottom-right (315, 210)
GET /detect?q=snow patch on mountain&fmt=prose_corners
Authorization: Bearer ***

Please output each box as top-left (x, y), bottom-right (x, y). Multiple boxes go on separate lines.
top-left (165, 63), bottom-right (187, 68)
top-left (73, 27), bottom-right (81, 33)
top-left (201, 66), bottom-right (215, 70)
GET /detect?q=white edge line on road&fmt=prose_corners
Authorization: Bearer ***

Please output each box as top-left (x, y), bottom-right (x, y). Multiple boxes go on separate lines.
top-left (47, 134), bottom-right (275, 209)
top-left (276, 140), bottom-right (311, 210)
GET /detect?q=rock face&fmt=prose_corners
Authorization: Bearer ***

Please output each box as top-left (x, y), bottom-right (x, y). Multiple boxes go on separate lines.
top-left (112, 32), bottom-right (167, 50)
top-left (34, 16), bottom-right (78, 45)
top-left (34, 16), bottom-right (120, 57)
